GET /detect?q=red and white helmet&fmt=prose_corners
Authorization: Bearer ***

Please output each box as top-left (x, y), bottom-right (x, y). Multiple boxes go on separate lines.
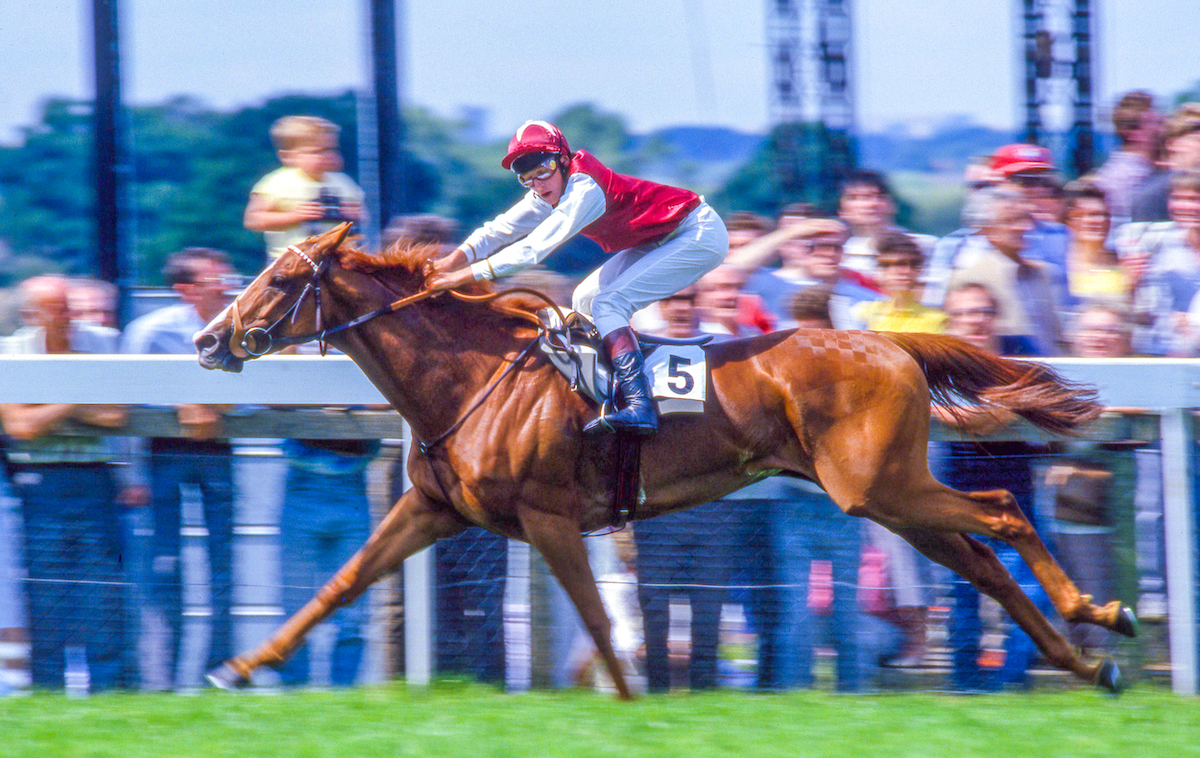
top-left (501, 120), bottom-right (571, 170)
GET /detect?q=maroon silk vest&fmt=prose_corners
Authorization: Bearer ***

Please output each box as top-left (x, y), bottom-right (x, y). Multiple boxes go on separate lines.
top-left (567, 150), bottom-right (701, 253)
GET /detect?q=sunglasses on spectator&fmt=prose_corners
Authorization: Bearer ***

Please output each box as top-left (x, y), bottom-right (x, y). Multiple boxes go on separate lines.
top-left (191, 274), bottom-right (242, 288)
top-left (516, 156), bottom-right (559, 188)
top-left (877, 258), bottom-right (922, 269)
top-left (947, 307), bottom-right (998, 319)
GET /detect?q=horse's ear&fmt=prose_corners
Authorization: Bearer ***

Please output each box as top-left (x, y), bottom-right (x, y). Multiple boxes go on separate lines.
top-left (328, 221), bottom-right (353, 248)
top-left (307, 222), bottom-right (354, 258)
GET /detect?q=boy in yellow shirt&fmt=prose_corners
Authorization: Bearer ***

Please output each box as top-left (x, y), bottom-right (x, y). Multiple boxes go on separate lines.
top-left (852, 232), bottom-right (948, 334)
top-left (244, 115), bottom-right (366, 261)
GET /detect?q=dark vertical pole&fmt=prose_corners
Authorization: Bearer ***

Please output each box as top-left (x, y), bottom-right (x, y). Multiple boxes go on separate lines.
top-left (1022, 0), bottom-right (1042, 145)
top-left (371, 0), bottom-right (406, 228)
top-left (1070, 0), bottom-right (1095, 177)
top-left (92, 0), bottom-right (122, 286)
top-left (817, 0), bottom-right (856, 209)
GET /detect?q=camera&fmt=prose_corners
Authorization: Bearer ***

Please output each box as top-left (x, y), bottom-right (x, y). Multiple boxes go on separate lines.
top-left (317, 187), bottom-right (345, 221)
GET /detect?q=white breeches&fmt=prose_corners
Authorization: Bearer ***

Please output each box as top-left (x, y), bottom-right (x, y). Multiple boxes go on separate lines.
top-left (572, 203), bottom-right (728, 337)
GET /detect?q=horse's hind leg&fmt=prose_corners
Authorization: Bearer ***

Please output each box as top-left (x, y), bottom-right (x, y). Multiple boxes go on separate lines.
top-left (911, 485), bottom-right (1136, 639)
top-left (893, 526), bottom-right (1119, 689)
top-left (207, 488), bottom-right (466, 689)
top-left (518, 507), bottom-right (633, 700)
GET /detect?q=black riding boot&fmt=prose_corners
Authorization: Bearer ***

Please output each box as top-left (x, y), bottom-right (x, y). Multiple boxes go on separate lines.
top-left (584, 327), bottom-right (658, 436)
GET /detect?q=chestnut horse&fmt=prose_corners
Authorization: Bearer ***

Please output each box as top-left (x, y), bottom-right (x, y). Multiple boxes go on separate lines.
top-left (196, 224), bottom-right (1136, 696)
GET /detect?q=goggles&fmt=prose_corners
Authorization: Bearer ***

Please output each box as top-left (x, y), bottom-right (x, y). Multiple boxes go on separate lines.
top-left (516, 155), bottom-right (560, 188)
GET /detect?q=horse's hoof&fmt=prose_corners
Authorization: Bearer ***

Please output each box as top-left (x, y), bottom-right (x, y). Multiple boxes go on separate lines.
top-left (1113, 606), bottom-right (1139, 638)
top-left (1095, 659), bottom-right (1124, 695)
top-left (206, 663), bottom-right (251, 691)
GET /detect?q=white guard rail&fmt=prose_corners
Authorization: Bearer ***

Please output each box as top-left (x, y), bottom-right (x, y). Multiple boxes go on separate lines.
top-left (0, 354), bottom-right (1196, 694)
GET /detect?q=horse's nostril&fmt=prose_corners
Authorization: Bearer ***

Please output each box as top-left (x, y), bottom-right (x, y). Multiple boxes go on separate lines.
top-left (196, 333), bottom-right (219, 353)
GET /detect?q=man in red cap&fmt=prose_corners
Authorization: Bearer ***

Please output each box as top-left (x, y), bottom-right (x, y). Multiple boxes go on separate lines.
top-left (992, 143), bottom-right (1070, 277)
top-left (427, 120), bottom-right (728, 436)
top-left (990, 143), bottom-right (1055, 178)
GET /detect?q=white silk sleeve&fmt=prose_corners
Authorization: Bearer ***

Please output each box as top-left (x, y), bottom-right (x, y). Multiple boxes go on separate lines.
top-left (458, 192), bottom-right (550, 263)
top-left (470, 174), bottom-right (607, 280)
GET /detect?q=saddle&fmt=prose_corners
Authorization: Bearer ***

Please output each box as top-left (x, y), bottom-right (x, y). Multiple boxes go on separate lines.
top-left (536, 308), bottom-right (711, 531)
top-left (536, 308), bottom-right (711, 414)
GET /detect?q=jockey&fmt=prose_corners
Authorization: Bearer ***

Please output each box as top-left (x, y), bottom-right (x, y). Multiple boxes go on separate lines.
top-left (427, 120), bottom-right (729, 436)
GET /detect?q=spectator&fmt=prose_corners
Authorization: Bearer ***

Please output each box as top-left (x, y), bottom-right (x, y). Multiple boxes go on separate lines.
top-left (695, 265), bottom-right (773, 336)
top-left (382, 213), bottom-right (460, 251)
top-left (851, 232), bottom-right (947, 334)
top-left (848, 232), bottom-right (942, 668)
top-left (1062, 180), bottom-right (1129, 304)
top-left (838, 170), bottom-right (936, 277)
top-left (1132, 102), bottom-right (1200, 222)
top-left (727, 213), bottom-right (882, 329)
top-left (1072, 300), bottom-right (1134, 358)
top-left (686, 212), bottom-right (777, 333)
top-left (277, 434), bottom-right (378, 688)
top-left (245, 125), bottom-right (384, 687)
top-left (724, 210), bottom-right (775, 250)
top-left (632, 286), bottom-right (731, 692)
top-left (244, 115), bottom-right (366, 262)
top-left (940, 186), bottom-right (1068, 355)
top-left (67, 277), bottom-right (119, 329)
top-left (0, 275), bottom-right (131, 692)
top-left (960, 155), bottom-right (1001, 228)
top-left (1093, 91), bottom-right (1163, 227)
top-left (788, 285), bottom-right (835, 329)
top-left (120, 248), bottom-right (237, 690)
top-left (1115, 171), bottom-right (1200, 355)
top-left (931, 282), bottom-right (1055, 691)
top-left (1044, 301), bottom-right (1136, 658)
top-left (765, 290), bottom-right (866, 691)
top-left (990, 143), bottom-right (1070, 274)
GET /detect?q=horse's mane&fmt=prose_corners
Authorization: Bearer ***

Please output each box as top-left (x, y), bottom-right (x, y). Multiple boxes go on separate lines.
top-left (335, 239), bottom-right (547, 325)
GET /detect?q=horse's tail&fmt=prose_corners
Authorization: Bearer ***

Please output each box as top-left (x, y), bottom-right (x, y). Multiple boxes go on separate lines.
top-left (877, 332), bottom-right (1103, 435)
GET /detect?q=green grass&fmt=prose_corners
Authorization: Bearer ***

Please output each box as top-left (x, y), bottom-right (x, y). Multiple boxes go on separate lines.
top-left (1, 681), bottom-right (1196, 758)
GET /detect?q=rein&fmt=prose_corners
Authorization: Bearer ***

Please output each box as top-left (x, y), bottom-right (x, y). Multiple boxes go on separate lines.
top-left (227, 244), bottom-right (566, 359)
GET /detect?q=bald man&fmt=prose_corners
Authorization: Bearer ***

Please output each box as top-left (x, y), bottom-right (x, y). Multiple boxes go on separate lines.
top-left (0, 275), bottom-right (132, 692)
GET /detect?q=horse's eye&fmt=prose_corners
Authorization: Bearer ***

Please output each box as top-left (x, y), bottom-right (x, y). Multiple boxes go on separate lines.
top-left (269, 275), bottom-right (287, 289)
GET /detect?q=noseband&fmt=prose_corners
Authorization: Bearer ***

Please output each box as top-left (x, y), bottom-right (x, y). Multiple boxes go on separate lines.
top-left (226, 244), bottom-right (560, 359)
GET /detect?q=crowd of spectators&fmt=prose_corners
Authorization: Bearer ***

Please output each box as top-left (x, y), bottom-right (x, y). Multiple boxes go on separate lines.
top-left (1, 93), bottom-right (1196, 695)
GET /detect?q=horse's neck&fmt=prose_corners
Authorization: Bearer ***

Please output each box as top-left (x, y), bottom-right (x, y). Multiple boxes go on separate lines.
top-left (334, 303), bottom-right (523, 441)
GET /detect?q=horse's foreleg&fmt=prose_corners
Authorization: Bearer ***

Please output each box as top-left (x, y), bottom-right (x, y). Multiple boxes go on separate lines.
top-left (208, 488), bottom-right (465, 689)
top-left (893, 526), bottom-right (1122, 691)
top-left (518, 507), bottom-right (633, 700)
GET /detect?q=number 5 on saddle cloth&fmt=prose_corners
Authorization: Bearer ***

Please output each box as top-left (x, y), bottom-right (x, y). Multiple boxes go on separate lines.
top-left (537, 308), bottom-right (709, 417)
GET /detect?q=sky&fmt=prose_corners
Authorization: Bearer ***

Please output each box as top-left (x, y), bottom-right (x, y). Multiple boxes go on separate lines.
top-left (0, 0), bottom-right (1197, 146)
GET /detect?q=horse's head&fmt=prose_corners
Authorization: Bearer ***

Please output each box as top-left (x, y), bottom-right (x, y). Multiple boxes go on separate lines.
top-left (195, 222), bottom-right (354, 372)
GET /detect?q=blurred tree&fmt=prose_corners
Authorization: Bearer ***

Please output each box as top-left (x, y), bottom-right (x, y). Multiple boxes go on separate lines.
top-left (0, 99), bottom-right (94, 285)
top-left (550, 102), bottom-right (639, 174)
top-left (712, 122), bottom-right (832, 218)
top-left (1175, 80), bottom-right (1200, 107)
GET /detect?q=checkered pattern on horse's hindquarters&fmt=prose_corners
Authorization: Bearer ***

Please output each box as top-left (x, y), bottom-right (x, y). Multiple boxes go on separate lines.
top-left (791, 330), bottom-right (888, 365)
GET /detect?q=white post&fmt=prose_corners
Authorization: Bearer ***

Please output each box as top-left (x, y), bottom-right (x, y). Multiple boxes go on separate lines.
top-left (403, 547), bottom-right (434, 686)
top-left (400, 419), bottom-right (434, 686)
top-left (1160, 409), bottom-right (1198, 696)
